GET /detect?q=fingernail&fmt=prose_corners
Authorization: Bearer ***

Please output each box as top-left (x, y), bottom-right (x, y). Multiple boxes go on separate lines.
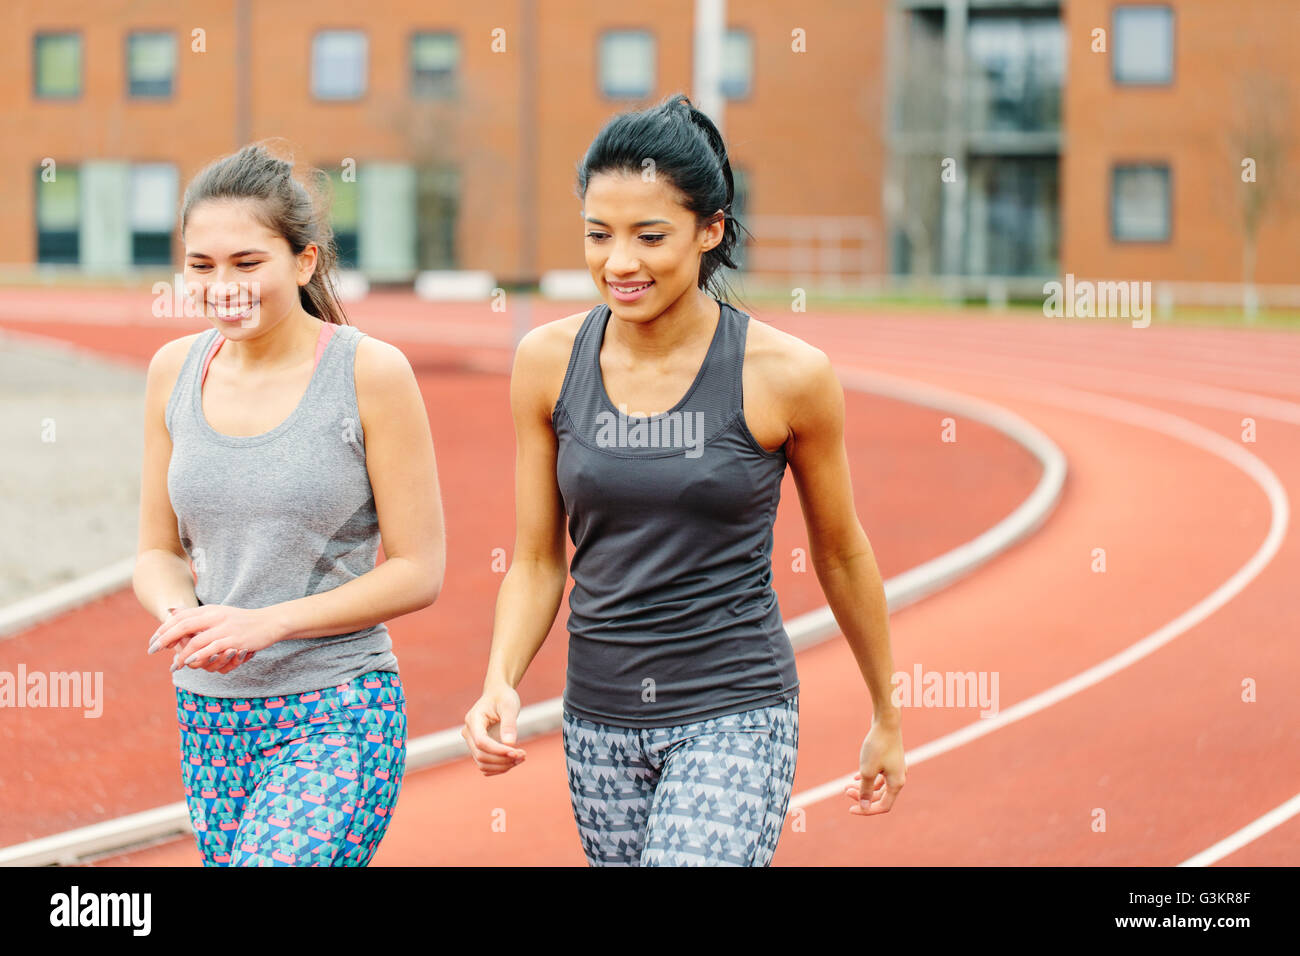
top-left (184, 653), bottom-right (199, 665)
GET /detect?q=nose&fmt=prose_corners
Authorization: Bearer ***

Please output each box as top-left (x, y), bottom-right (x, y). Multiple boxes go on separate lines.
top-left (605, 238), bottom-right (641, 276)
top-left (207, 270), bottom-right (252, 306)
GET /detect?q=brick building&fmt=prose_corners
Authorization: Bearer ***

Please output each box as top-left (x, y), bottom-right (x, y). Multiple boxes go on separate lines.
top-left (3, 0), bottom-right (884, 287)
top-left (2, 1), bottom-right (1296, 288)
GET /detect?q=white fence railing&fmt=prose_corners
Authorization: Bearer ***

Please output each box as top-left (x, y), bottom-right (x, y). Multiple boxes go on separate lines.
top-left (740, 215), bottom-right (883, 283)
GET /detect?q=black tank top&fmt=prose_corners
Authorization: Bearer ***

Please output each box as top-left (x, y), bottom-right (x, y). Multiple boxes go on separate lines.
top-left (552, 298), bottom-right (800, 727)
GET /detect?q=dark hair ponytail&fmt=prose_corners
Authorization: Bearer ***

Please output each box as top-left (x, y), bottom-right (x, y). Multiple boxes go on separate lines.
top-left (576, 93), bottom-right (751, 304)
top-left (180, 141), bottom-right (350, 325)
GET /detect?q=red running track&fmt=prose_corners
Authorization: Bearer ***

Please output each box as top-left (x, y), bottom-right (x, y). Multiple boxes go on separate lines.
top-left (0, 292), bottom-right (1293, 865)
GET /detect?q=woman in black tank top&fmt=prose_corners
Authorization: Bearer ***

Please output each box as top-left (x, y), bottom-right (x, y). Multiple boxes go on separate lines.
top-left (463, 94), bottom-right (906, 866)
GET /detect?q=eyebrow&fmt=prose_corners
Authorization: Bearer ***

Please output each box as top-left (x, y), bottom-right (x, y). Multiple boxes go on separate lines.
top-left (584, 217), bottom-right (673, 228)
top-left (185, 249), bottom-right (271, 259)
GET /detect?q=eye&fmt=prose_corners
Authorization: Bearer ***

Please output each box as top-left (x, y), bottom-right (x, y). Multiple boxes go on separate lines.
top-left (640, 234), bottom-right (666, 244)
top-left (584, 231), bottom-right (608, 241)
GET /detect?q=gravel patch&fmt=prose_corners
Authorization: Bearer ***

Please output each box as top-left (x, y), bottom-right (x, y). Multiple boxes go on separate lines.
top-left (0, 331), bottom-right (145, 609)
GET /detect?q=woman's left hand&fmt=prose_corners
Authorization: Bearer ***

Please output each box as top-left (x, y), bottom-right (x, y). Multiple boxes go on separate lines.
top-left (846, 721), bottom-right (906, 816)
top-left (148, 605), bottom-right (287, 673)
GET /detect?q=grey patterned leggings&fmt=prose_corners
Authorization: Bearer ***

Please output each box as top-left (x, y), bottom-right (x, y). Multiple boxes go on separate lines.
top-left (560, 696), bottom-right (799, 866)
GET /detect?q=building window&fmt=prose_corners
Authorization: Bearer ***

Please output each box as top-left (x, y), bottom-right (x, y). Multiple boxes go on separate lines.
top-left (966, 156), bottom-right (1060, 275)
top-left (417, 167), bottom-right (459, 269)
top-left (412, 32), bottom-right (458, 98)
top-left (127, 32), bottom-right (175, 98)
top-left (312, 31), bottom-right (367, 100)
top-left (327, 168), bottom-right (360, 269)
top-left (1111, 164), bottom-right (1171, 241)
top-left (966, 12), bottom-right (1064, 133)
top-left (34, 33), bottom-right (82, 99)
top-left (1113, 6), bottom-right (1173, 85)
top-left (130, 164), bottom-right (178, 265)
top-left (599, 30), bottom-right (654, 98)
top-left (36, 165), bottom-right (80, 263)
top-left (721, 29), bottom-right (753, 98)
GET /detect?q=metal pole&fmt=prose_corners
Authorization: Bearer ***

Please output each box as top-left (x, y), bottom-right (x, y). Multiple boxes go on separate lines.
top-left (941, 0), bottom-right (968, 298)
top-left (515, 0), bottom-right (539, 349)
top-left (693, 0), bottom-right (726, 135)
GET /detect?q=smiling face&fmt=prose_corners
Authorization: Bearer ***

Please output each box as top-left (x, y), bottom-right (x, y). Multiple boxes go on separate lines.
top-left (583, 170), bottom-right (724, 321)
top-left (182, 199), bottom-right (317, 334)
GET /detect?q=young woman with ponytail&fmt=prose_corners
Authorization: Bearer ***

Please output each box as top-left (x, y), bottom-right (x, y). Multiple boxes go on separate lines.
top-left (462, 94), bottom-right (906, 866)
top-left (133, 142), bottom-right (445, 866)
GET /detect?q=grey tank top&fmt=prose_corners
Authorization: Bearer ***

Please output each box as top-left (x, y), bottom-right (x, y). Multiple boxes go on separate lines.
top-left (164, 322), bottom-right (399, 698)
top-left (553, 299), bottom-right (799, 727)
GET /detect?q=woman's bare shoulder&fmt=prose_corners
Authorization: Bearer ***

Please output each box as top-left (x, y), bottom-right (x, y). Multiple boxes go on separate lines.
top-left (145, 331), bottom-right (207, 400)
top-left (512, 309), bottom-right (593, 415)
top-left (742, 314), bottom-right (836, 404)
top-left (514, 310), bottom-right (589, 369)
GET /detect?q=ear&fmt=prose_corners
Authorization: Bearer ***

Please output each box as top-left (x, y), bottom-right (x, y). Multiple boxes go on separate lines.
top-left (297, 243), bottom-right (319, 286)
top-left (701, 210), bottom-right (726, 253)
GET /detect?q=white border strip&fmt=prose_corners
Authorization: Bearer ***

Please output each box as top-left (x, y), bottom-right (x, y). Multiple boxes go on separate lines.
top-left (0, 367), bottom-right (1066, 866)
top-left (0, 557), bottom-right (137, 640)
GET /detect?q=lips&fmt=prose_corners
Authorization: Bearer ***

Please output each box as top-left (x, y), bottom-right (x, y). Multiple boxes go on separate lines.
top-left (608, 279), bottom-right (654, 303)
top-left (208, 300), bottom-right (258, 319)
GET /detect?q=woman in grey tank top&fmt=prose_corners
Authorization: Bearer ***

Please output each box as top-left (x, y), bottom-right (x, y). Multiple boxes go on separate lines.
top-left (134, 144), bottom-right (445, 866)
top-left (463, 95), bottom-right (907, 866)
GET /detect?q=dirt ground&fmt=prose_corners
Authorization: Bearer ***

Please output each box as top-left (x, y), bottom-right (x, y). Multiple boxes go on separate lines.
top-left (0, 329), bottom-right (144, 607)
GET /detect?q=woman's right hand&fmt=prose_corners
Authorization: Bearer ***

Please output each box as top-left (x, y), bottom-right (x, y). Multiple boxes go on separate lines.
top-left (463, 683), bottom-right (526, 775)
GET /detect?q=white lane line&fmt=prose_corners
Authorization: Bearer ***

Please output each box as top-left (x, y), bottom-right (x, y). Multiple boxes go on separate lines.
top-left (0, 354), bottom-right (1067, 865)
top-left (1178, 791), bottom-right (1300, 867)
top-left (790, 371), bottom-right (1290, 869)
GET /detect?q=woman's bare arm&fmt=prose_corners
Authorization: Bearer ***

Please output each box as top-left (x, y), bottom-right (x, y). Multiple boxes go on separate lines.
top-left (133, 336), bottom-right (203, 623)
top-left (482, 319), bottom-right (576, 690)
top-left (769, 330), bottom-right (906, 813)
top-left (462, 315), bottom-right (578, 773)
top-left (782, 345), bottom-right (897, 727)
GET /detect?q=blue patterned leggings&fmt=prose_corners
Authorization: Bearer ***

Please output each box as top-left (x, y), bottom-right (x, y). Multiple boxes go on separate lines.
top-left (560, 696), bottom-right (799, 866)
top-left (175, 670), bottom-right (406, 866)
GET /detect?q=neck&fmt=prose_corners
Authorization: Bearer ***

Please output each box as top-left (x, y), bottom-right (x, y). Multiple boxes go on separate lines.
top-left (607, 287), bottom-right (720, 359)
top-left (222, 307), bottom-right (322, 371)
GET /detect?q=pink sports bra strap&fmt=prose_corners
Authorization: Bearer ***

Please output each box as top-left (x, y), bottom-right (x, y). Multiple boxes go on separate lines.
top-left (201, 322), bottom-right (335, 388)
top-left (315, 322), bottom-right (337, 365)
